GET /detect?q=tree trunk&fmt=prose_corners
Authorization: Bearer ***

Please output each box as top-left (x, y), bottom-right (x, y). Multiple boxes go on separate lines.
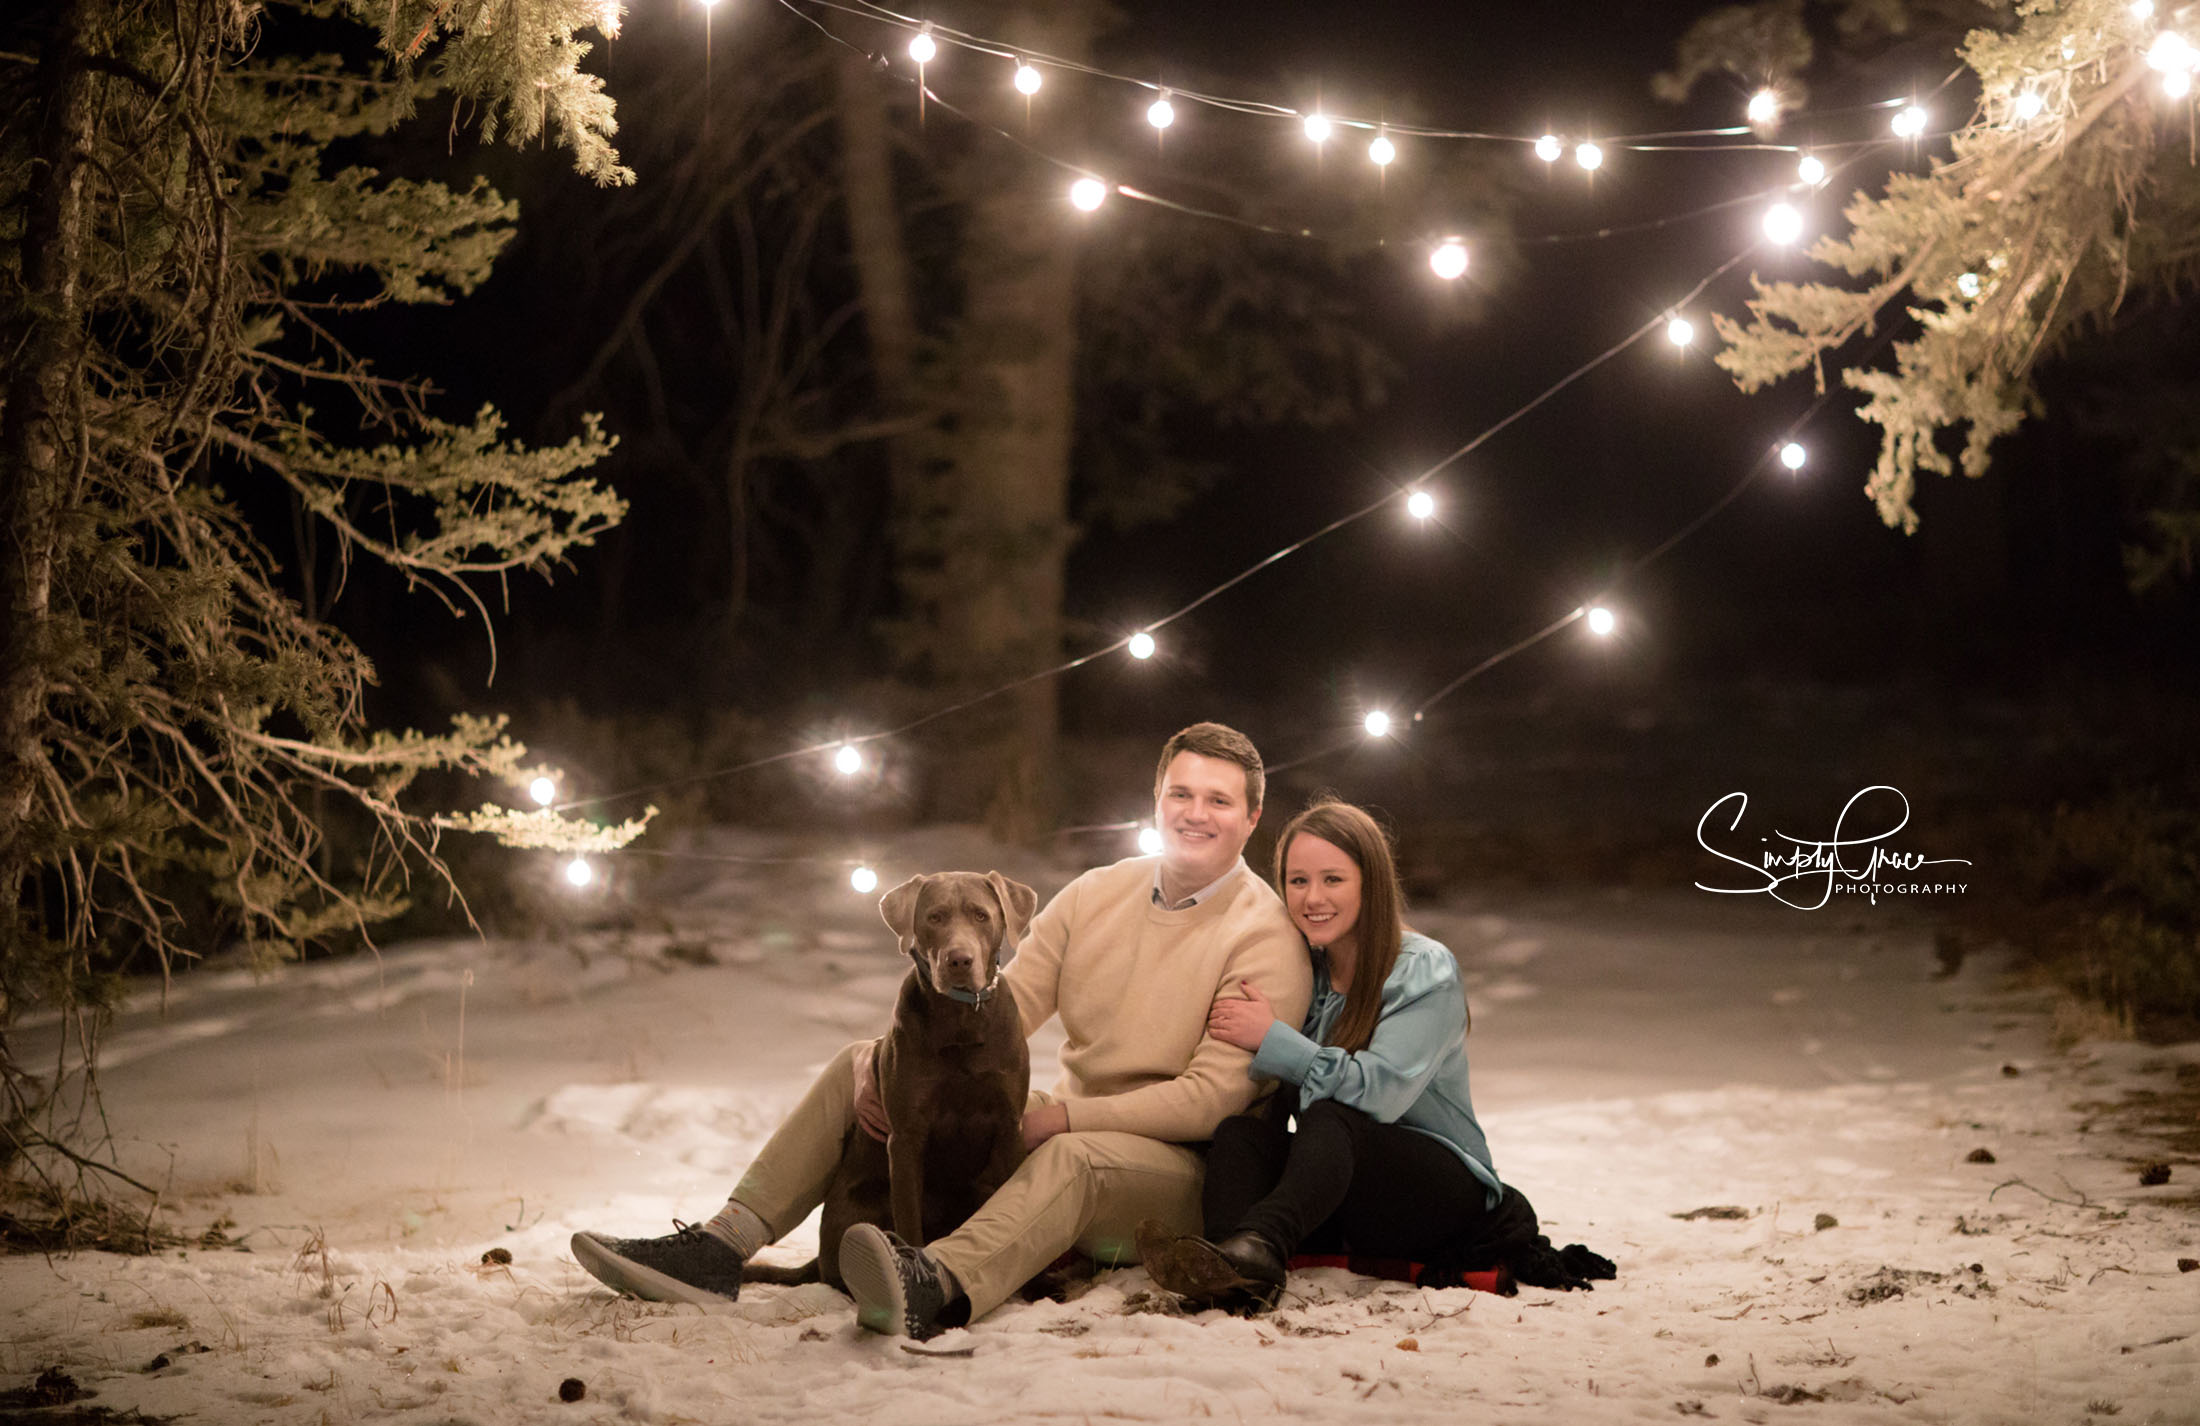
top-left (0, 0), bottom-right (99, 962)
top-left (835, 5), bottom-right (1098, 836)
top-left (834, 47), bottom-right (922, 450)
top-left (940, 175), bottom-right (1077, 840)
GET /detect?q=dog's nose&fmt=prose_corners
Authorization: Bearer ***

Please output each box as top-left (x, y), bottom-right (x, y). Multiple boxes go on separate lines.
top-left (946, 948), bottom-right (975, 970)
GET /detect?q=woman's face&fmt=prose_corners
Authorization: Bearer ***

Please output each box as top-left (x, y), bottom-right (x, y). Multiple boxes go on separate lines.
top-left (1283, 833), bottom-right (1363, 955)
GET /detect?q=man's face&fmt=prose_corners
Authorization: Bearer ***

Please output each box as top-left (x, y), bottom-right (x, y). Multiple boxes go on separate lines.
top-left (1154, 752), bottom-right (1259, 887)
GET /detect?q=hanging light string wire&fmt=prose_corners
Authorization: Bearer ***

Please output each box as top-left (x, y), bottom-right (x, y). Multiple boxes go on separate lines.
top-left (809, 0), bottom-right (1959, 150)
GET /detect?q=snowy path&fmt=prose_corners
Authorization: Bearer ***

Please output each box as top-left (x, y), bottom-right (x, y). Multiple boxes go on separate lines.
top-left (2, 827), bottom-right (2196, 1424)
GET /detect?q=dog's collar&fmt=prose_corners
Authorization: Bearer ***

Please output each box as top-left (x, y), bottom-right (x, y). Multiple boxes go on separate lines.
top-left (939, 968), bottom-right (1004, 1007)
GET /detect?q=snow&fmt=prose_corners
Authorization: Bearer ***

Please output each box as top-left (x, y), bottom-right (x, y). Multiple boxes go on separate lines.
top-left (4, 824), bottom-right (2197, 1424)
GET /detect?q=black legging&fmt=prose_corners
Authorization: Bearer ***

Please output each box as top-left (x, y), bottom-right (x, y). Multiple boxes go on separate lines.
top-left (1202, 1094), bottom-right (1507, 1263)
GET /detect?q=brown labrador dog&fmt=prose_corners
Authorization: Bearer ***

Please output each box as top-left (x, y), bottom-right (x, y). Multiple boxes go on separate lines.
top-left (746, 870), bottom-right (1035, 1292)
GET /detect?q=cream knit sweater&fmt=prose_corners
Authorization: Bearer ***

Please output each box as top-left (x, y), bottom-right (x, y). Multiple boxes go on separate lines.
top-left (1003, 855), bottom-right (1312, 1143)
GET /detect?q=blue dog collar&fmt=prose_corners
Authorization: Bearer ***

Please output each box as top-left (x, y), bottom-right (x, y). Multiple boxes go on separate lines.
top-left (940, 968), bottom-right (1004, 1006)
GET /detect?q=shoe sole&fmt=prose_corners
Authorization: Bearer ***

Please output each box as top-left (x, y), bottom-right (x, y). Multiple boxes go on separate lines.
top-left (570, 1232), bottom-right (736, 1308)
top-left (838, 1223), bottom-right (910, 1336)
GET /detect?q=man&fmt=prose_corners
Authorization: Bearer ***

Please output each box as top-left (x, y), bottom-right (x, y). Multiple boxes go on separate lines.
top-left (570, 722), bottom-right (1312, 1338)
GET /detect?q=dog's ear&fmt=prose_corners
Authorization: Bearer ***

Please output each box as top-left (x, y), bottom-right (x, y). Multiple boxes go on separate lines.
top-left (879, 875), bottom-right (927, 949)
top-left (985, 871), bottom-right (1039, 945)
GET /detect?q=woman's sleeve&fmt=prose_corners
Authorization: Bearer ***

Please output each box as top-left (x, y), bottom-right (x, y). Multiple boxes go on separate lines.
top-left (1247, 956), bottom-right (1465, 1123)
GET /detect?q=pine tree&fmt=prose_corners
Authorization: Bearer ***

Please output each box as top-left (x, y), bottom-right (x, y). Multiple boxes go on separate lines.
top-left (1690, 0), bottom-right (2200, 571)
top-left (0, 0), bottom-right (647, 1186)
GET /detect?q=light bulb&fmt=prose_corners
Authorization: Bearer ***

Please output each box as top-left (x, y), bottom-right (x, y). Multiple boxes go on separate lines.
top-left (1892, 104), bottom-right (1928, 137)
top-left (1070, 177), bottom-right (1107, 211)
top-left (1746, 88), bottom-right (1780, 125)
top-left (1584, 606), bottom-right (1617, 637)
top-left (564, 856), bottom-right (594, 888)
top-left (1779, 441), bottom-right (1807, 470)
top-left (1534, 133), bottom-right (1563, 163)
top-left (2166, 67), bottom-right (2194, 98)
top-left (1128, 631), bottom-right (1156, 660)
top-left (1956, 272), bottom-right (1982, 299)
top-left (1147, 95), bottom-right (1175, 130)
top-left (908, 30), bottom-right (936, 64)
top-left (1574, 141), bottom-right (1603, 171)
top-left (1406, 490), bottom-right (1435, 520)
top-left (529, 776), bottom-right (557, 807)
top-left (1363, 710), bottom-right (1392, 738)
top-left (1796, 153), bottom-right (1827, 186)
top-left (1369, 133), bottom-right (1396, 166)
top-left (1137, 826), bottom-right (1163, 856)
top-left (1762, 202), bottom-right (1804, 245)
top-left (1303, 113), bottom-right (1332, 143)
top-left (696, 0), bottom-right (721, 8)
top-left (1014, 63), bottom-right (1042, 95)
top-left (1666, 315), bottom-right (1695, 347)
top-left (2146, 31), bottom-right (2193, 71)
top-left (2134, 0), bottom-right (2156, 17)
top-left (2011, 90), bottom-right (2044, 120)
top-left (834, 743), bottom-right (862, 776)
top-left (851, 866), bottom-right (879, 894)
top-left (1429, 240), bottom-right (1469, 280)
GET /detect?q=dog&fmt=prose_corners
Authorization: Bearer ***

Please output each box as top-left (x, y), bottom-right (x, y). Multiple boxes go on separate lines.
top-left (745, 870), bottom-right (1035, 1292)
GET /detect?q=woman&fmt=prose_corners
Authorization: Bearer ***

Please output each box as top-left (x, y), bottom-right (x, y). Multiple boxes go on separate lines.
top-left (1143, 798), bottom-right (1613, 1310)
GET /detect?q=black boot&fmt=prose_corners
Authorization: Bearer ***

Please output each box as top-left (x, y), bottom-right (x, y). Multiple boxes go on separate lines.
top-left (1211, 1232), bottom-right (1286, 1311)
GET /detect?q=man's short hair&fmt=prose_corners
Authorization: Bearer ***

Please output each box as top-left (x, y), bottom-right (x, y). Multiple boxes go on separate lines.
top-left (1153, 722), bottom-right (1265, 813)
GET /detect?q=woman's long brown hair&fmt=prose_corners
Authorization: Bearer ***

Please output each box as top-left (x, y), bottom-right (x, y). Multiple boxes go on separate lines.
top-left (1271, 799), bottom-right (1409, 1055)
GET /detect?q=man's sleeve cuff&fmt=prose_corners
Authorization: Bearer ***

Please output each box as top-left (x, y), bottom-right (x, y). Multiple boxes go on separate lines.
top-left (1250, 1022), bottom-right (1320, 1084)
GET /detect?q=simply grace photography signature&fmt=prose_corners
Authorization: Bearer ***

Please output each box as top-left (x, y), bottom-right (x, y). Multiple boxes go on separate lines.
top-left (1694, 786), bottom-right (1973, 910)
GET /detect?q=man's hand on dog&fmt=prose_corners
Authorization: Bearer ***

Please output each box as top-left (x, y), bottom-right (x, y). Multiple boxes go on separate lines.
top-left (852, 1039), bottom-right (891, 1142)
top-left (1208, 979), bottom-right (1275, 1052)
top-left (1020, 1103), bottom-right (1069, 1152)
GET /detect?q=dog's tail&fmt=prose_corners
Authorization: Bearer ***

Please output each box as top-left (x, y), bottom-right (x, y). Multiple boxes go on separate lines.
top-left (740, 1258), bottom-right (823, 1286)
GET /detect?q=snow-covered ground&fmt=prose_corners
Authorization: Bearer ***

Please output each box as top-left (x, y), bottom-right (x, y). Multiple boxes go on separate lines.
top-left (3, 823), bottom-right (2196, 1424)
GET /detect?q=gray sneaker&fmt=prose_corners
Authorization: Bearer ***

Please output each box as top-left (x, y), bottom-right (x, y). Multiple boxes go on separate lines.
top-left (840, 1223), bottom-right (952, 1339)
top-left (570, 1222), bottom-right (745, 1305)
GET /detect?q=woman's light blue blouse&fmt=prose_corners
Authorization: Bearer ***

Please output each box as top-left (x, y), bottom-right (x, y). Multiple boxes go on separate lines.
top-left (1249, 931), bottom-right (1501, 1208)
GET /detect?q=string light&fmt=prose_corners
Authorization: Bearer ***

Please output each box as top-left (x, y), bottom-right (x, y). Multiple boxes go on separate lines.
top-left (908, 26), bottom-right (937, 65)
top-left (1406, 489), bottom-right (1436, 520)
top-left (1127, 631), bottom-right (1156, 660)
top-left (1666, 315), bottom-right (1696, 347)
top-left (1147, 91), bottom-right (1176, 130)
top-left (1762, 202), bottom-right (1804, 245)
top-left (529, 776), bottom-right (557, 807)
top-left (1069, 176), bottom-right (1108, 211)
top-left (2011, 90), bottom-right (2045, 120)
top-left (2134, 0), bottom-right (2156, 17)
top-left (1956, 271), bottom-right (1982, 299)
top-left (1137, 826), bottom-right (1163, 855)
top-left (2146, 30), bottom-right (2194, 71)
top-left (834, 743), bottom-right (863, 775)
top-left (1745, 89), bottom-right (1780, 126)
top-left (564, 856), bottom-right (594, 888)
top-left (850, 865), bottom-right (879, 894)
top-left (1429, 240), bottom-right (1469, 280)
top-left (1014, 62), bottom-right (1042, 95)
top-left (1891, 104), bottom-right (1929, 137)
top-left (1303, 112), bottom-right (1333, 143)
top-left (1369, 131), bottom-right (1396, 166)
top-left (1779, 441), bottom-right (1807, 470)
top-left (1584, 606), bottom-right (1617, 637)
top-left (1574, 141), bottom-right (1604, 171)
top-left (696, 0), bottom-right (720, 9)
top-left (1534, 133), bottom-right (1563, 162)
top-left (2166, 68), bottom-right (2193, 98)
top-left (1796, 153), bottom-right (1827, 185)
top-left (1363, 710), bottom-right (1392, 738)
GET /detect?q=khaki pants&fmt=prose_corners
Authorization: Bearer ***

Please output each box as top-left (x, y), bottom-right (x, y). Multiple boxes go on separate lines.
top-left (731, 1041), bottom-right (1206, 1322)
